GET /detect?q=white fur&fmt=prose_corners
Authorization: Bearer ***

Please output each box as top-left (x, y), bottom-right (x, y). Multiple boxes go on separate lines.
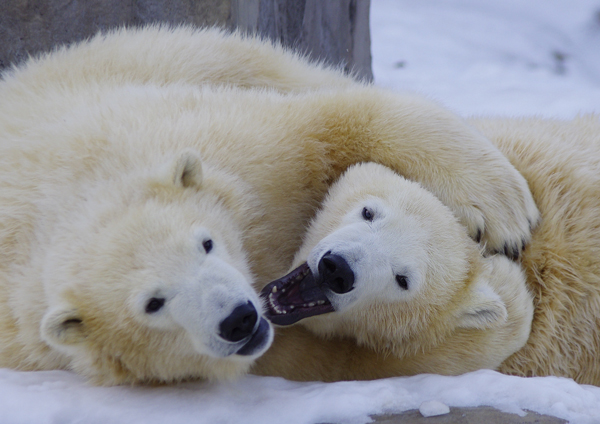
top-left (305, 197), bottom-right (431, 311)
top-left (252, 163), bottom-right (532, 381)
top-left (0, 25), bottom-right (539, 385)
top-left (297, 163), bottom-right (519, 346)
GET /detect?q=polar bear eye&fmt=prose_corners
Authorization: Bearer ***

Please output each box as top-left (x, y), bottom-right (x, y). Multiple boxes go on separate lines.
top-left (202, 239), bottom-right (213, 254)
top-left (145, 297), bottom-right (165, 314)
top-left (396, 275), bottom-right (409, 290)
top-left (362, 207), bottom-right (374, 221)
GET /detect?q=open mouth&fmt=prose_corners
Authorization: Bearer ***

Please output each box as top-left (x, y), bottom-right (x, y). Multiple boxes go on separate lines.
top-left (260, 262), bottom-right (334, 326)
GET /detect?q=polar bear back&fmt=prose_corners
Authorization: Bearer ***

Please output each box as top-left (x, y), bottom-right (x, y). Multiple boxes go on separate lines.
top-left (471, 116), bottom-right (600, 384)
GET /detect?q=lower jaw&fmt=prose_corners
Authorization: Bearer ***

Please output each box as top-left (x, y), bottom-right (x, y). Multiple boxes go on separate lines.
top-left (236, 317), bottom-right (272, 356)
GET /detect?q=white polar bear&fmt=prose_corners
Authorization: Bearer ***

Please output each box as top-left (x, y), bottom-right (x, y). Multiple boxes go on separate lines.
top-left (256, 162), bottom-right (534, 381)
top-left (256, 116), bottom-right (600, 386)
top-left (0, 25), bottom-right (537, 385)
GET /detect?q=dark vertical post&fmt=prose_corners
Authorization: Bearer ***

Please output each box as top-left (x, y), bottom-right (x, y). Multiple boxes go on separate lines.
top-left (231, 0), bottom-right (372, 81)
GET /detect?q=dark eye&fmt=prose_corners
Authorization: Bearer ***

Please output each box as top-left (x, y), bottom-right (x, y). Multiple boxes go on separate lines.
top-left (145, 297), bottom-right (165, 314)
top-left (396, 275), bottom-right (409, 290)
top-left (362, 207), bottom-right (374, 221)
top-left (202, 239), bottom-right (213, 253)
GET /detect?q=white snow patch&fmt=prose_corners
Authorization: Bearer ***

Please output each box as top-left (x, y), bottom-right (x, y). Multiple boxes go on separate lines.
top-left (419, 400), bottom-right (450, 417)
top-left (371, 0), bottom-right (600, 118)
top-left (2, 369), bottom-right (600, 423)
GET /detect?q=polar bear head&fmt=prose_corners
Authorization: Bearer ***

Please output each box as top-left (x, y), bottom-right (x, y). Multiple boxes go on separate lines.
top-left (262, 163), bottom-right (532, 362)
top-left (40, 151), bottom-right (273, 385)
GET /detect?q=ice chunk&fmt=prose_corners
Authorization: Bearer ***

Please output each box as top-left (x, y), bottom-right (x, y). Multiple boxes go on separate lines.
top-left (419, 400), bottom-right (450, 417)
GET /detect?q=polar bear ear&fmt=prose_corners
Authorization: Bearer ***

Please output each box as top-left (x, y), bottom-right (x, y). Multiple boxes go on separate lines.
top-left (41, 307), bottom-right (88, 346)
top-left (456, 281), bottom-right (508, 330)
top-left (159, 150), bottom-right (203, 189)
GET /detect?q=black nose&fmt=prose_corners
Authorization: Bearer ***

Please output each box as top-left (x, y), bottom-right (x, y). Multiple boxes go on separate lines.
top-left (317, 253), bottom-right (355, 294)
top-left (219, 301), bottom-right (258, 342)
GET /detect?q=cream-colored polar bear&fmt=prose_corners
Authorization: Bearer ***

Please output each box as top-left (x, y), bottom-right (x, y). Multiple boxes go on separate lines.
top-left (0, 26), bottom-right (538, 385)
top-left (255, 162), bottom-right (534, 380)
top-left (256, 116), bottom-right (600, 386)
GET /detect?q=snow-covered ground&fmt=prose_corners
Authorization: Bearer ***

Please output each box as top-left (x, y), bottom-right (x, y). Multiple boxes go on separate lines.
top-left (2, 1), bottom-right (600, 423)
top-left (371, 0), bottom-right (600, 118)
top-left (3, 368), bottom-right (600, 424)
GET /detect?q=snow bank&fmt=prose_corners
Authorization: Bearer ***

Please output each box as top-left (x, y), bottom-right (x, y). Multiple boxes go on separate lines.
top-left (2, 368), bottom-right (600, 424)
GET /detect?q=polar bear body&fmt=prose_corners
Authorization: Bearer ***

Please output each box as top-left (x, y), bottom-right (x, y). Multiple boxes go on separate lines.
top-left (256, 116), bottom-right (600, 386)
top-left (0, 26), bottom-right (538, 385)
top-left (475, 117), bottom-right (600, 385)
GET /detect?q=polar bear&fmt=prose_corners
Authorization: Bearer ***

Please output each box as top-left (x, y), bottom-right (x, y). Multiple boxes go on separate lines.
top-left (0, 26), bottom-right (538, 385)
top-left (255, 162), bottom-right (534, 380)
top-left (255, 116), bottom-right (600, 386)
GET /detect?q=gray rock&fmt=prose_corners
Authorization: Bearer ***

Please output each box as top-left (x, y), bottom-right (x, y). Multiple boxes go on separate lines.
top-left (370, 407), bottom-right (567, 424)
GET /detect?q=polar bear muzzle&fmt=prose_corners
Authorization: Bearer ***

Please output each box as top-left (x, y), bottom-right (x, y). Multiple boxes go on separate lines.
top-left (316, 253), bottom-right (355, 294)
top-left (219, 301), bottom-right (258, 342)
top-left (261, 263), bottom-right (334, 326)
top-left (218, 301), bottom-right (273, 356)
top-left (235, 317), bottom-right (272, 356)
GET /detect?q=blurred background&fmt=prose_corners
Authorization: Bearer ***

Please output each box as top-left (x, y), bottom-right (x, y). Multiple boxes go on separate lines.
top-left (1, 0), bottom-right (599, 117)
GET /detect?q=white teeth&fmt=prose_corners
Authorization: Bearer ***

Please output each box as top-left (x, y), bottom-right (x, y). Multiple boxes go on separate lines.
top-left (268, 292), bottom-right (328, 315)
top-left (272, 286), bottom-right (277, 293)
top-left (281, 288), bottom-right (286, 293)
top-left (268, 293), bottom-right (283, 314)
top-left (268, 292), bottom-right (295, 315)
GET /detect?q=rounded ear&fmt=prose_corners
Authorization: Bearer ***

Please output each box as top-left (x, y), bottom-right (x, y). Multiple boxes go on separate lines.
top-left (41, 307), bottom-right (88, 346)
top-left (160, 150), bottom-right (203, 189)
top-left (456, 280), bottom-right (508, 330)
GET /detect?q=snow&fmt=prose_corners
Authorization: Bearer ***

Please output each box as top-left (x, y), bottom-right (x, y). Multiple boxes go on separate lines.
top-left (419, 400), bottom-right (450, 417)
top-left (371, 0), bottom-right (600, 118)
top-left (3, 368), bottom-right (600, 424)
top-left (2, 1), bottom-right (600, 423)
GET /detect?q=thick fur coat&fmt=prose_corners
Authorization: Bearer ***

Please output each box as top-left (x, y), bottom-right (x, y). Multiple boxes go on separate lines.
top-left (254, 117), bottom-right (600, 386)
top-left (0, 26), bottom-right (536, 385)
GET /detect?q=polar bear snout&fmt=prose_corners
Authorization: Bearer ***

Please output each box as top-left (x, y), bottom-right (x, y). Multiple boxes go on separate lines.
top-left (317, 253), bottom-right (355, 294)
top-left (216, 301), bottom-right (272, 357)
top-left (219, 301), bottom-right (258, 343)
top-left (235, 317), bottom-right (272, 356)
